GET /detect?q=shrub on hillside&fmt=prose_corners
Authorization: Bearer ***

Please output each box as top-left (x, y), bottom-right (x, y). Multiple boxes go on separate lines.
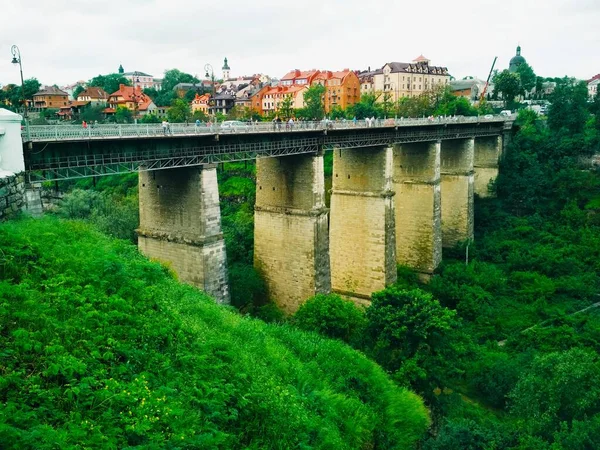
top-left (0, 218), bottom-right (429, 449)
top-left (293, 294), bottom-right (366, 344)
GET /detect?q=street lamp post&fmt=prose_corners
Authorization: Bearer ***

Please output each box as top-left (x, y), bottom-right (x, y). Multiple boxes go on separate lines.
top-left (132, 73), bottom-right (140, 124)
top-left (204, 63), bottom-right (216, 118)
top-left (11, 45), bottom-right (30, 140)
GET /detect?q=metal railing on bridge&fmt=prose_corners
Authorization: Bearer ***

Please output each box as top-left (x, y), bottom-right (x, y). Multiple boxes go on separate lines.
top-left (22, 115), bottom-right (511, 142)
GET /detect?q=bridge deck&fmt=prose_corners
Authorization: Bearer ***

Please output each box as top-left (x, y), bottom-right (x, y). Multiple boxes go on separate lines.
top-left (24, 117), bottom-right (511, 182)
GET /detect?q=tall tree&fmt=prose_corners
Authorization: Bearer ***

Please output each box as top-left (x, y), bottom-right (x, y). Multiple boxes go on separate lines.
top-left (301, 84), bottom-right (325, 120)
top-left (88, 74), bottom-right (130, 95)
top-left (516, 62), bottom-right (536, 94)
top-left (73, 85), bottom-right (85, 100)
top-left (278, 95), bottom-right (294, 120)
top-left (493, 70), bottom-right (521, 107)
top-left (161, 69), bottom-right (199, 92)
top-left (547, 78), bottom-right (590, 135)
top-left (167, 98), bottom-right (191, 123)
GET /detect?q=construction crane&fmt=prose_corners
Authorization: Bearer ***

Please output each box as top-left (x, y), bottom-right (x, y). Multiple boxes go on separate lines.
top-left (480, 56), bottom-right (497, 102)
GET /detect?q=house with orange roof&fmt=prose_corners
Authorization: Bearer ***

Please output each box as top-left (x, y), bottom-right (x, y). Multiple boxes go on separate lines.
top-left (107, 84), bottom-right (156, 118)
top-left (250, 85), bottom-right (309, 116)
top-left (280, 69), bottom-right (321, 86)
top-left (312, 69), bottom-right (360, 112)
top-left (191, 93), bottom-right (211, 115)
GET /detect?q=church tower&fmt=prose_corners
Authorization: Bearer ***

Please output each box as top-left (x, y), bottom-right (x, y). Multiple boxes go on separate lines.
top-left (222, 57), bottom-right (230, 80)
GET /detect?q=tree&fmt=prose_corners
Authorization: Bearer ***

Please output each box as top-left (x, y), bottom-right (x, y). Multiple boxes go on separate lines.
top-left (80, 104), bottom-right (105, 123)
top-left (509, 348), bottom-right (600, 438)
top-left (192, 110), bottom-right (208, 122)
top-left (302, 84), bottom-right (325, 120)
top-left (167, 98), bottom-right (191, 123)
top-left (293, 294), bottom-right (366, 344)
top-left (114, 106), bottom-right (132, 123)
top-left (547, 79), bottom-right (590, 135)
top-left (88, 73), bottom-right (130, 95)
top-left (365, 287), bottom-right (462, 396)
top-left (140, 113), bottom-right (161, 124)
top-left (22, 78), bottom-right (41, 101)
top-left (161, 69), bottom-right (199, 92)
top-left (73, 85), bottom-right (85, 100)
top-left (493, 70), bottom-right (521, 107)
top-left (348, 93), bottom-right (381, 119)
top-left (516, 62), bottom-right (536, 94)
top-left (278, 95), bottom-right (294, 120)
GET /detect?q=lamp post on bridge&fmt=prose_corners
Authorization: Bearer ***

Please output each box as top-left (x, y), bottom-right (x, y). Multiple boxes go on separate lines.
top-left (132, 73), bottom-right (141, 124)
top-left (11, 45), bottom-right (30, 141)
top-left (204, 63), bottom-right (216, 118)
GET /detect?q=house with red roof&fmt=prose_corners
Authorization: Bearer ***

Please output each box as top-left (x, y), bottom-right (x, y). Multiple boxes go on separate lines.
top-left (106, 84), bottom-right (156, 118)
top-left (588, 74), bottom-right (600, 99)
top-left (280, 69), bottom-right (321, 87)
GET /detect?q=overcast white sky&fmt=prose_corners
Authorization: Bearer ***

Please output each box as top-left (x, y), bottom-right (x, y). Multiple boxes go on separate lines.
top-left (1, 0), bottom-right (598, 87)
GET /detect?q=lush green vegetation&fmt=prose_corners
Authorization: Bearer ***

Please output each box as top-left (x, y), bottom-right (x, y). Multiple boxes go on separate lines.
top-left (289, 81), bottom-right (600, 448)
top-left (0, 218), bottom-right (428, 448)
top-left (24, 78), bottom-right (600, 447)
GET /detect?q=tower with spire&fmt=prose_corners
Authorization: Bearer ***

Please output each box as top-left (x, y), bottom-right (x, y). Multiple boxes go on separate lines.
top-left (509, 45), bottom-right (526, 73)
top-left (118, 64), bottom-right (124, 74)
top-left (222, 57), bottom-right (230, 80)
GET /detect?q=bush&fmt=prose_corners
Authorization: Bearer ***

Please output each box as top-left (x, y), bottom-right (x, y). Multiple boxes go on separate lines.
top-left (293, 294), bottom-right (366, 344)
top-left (0, 218), bottom-right (429, 449)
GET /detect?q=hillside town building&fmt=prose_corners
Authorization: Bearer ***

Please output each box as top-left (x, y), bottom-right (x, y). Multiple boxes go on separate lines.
top-left (372, 56), bottom-right (450, 102)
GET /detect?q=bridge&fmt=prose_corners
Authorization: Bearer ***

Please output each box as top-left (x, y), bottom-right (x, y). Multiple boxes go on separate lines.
top-left (0, 109), bottom-right (512, 312)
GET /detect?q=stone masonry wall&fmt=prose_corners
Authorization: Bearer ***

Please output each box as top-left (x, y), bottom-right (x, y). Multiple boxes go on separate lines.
top-left (474, 135), bottom-right (502, 198)
top-left (254, 154), bottom-right (330, 314)
top-left (329, 146), bottom-right (397, 298)
top-left (0, 173), bottom-right (25, 220)
top-left (441, 138), bottom-right (475, 247)
top-left (393, 142), bottom-right (442, 274)
top-left (137, 166), bottom-right (229, 303)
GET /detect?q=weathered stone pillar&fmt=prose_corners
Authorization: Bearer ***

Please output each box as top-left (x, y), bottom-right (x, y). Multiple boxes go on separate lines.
top-left (254, 153), bottom-right (330, 314)
top-left (441, 138), bottom-right (475, 247)
top-left (474, 135), bottom-right (502, 197)
top-left (393, 141), bottom-right (442, 275)
top-left (137, 165), bottom-right (229, 304)
top-left (329, 146), bottom-right (396, 299)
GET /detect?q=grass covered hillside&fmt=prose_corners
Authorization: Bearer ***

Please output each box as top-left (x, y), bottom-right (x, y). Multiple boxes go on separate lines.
top-left (0, 218), bottom-right (428, 449)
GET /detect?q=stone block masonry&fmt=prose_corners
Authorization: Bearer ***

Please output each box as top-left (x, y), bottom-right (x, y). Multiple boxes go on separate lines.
top-left (393, 141), bottom-right (442, 275)
top-left (441, 138), bottom-right (475, 247)
top-left (329, 146), bottom-right (397, 298)
top-left (254, 153), bottom-right (330, 314)
top-left (474, 135), bottom-right (502, 198)
top-left (0, 173), bottom-right (25, 220)
top-left (137, 165), bottom-right (229, 304)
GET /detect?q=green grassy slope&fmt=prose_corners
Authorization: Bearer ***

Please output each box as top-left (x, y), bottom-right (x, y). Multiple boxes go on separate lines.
top-left (0, 218), bottom-right (428, 449)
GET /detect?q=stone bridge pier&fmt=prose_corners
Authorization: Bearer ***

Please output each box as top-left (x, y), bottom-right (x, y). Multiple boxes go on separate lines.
top-left (137, 165), bottom-right (230, 303)
top-left (441, 138), bottom-right (475, 247)
top-left (329, 146), bottom-right (397, 300)
top-left (393, 141), bottom-right (442, 277)
top-left (254, 153), bottom-right (330, 314)
top-left (474, 135), bottom-right (503, 197)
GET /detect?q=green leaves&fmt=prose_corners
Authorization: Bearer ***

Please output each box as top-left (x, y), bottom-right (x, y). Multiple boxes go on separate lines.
top-left (0, 217), bottom-right (428, 449)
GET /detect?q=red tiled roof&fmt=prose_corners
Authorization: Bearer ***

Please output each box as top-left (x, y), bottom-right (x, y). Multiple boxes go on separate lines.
top-left (103, 107), bottom-right (116, 114)
top-left (413, 55), bottom-right (429, 62)
top-left (281, 69), bottom-right (320, 81)
top-left (588, 74), bottom-right (600, 83)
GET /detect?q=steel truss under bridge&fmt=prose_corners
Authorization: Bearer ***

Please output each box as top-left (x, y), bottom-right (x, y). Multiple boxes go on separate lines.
top-left (26, 125), bottom-right (505, 182)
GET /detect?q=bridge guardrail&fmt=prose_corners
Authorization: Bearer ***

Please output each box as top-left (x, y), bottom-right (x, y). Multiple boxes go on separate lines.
top-left (22, 115), bottom-right (512, 142)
